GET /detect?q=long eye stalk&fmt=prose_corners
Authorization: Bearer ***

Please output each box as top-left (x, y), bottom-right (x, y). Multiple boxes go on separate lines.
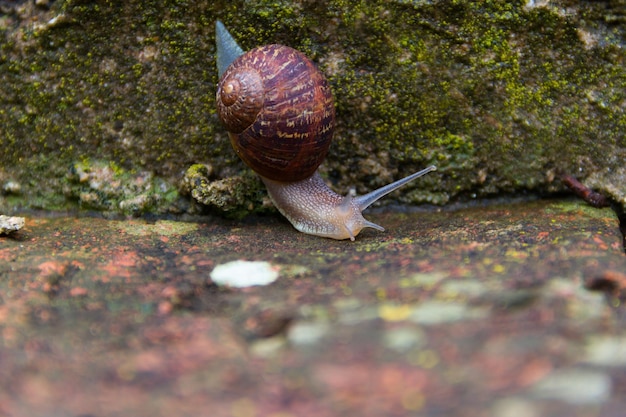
top-left (354, 165), bottom-right (437, 211)
top-left (216, 20), bottom-right (244, 77)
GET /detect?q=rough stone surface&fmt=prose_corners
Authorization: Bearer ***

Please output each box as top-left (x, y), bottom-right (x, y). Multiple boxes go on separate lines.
top-left (1, 199), bottom-right (625, 416)
top-left (0, 214), bottom-right (25, 235)
top-left (0, 0), bottom-right (624, 215)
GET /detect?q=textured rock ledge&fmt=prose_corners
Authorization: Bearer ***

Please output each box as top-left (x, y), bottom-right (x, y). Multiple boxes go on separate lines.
top-left (1, 199), bottom-right (625, 416)
top-left (0, 0), bottom-right (624, 215)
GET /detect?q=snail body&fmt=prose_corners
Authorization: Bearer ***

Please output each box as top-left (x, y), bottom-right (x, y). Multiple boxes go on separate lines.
top-left (215, 21), bottom-right (436, 241)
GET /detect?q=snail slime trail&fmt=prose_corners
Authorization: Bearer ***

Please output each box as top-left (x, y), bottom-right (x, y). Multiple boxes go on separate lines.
top-left (215, 21), bottom-right (436, 241)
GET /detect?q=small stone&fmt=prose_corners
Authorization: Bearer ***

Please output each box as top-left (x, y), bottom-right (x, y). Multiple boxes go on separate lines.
top-left (209, 260), bottom-right (279, 288)
top-left (384, 327), bottom-right (427, 353)
top-left (528, 368), bottom-right (612, 404)
top-left (0, 215), bottom-right (25, 235)
top-left (491, 397), bottom-right (539, 417)
top-left (400, 272), bottom-right (447, 289)
top-left (408, 300), bottom-right (488, 325)
top-left (439, 280), bottom-right (492, 298)
top-left (584, 335), bottom-right (626, 367)
top-left (379, 303), bottom-right (413, 322)
top-left (249, 337), bottom-right (287, 358)
top-left (287, 322), bottom-right (329, 346)
top-left (2, 180), bottom-right (21, 194)
top-left (119, 193), bottom-right (152, 213)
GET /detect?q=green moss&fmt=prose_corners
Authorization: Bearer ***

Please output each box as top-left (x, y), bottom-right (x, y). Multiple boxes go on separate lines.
top-left (181, 164), bottom-right (268, 219)
top-left (65, 158), bottom-right (180, 215)
top-left (547, 200), bottom-right (617, 221)
top-left (0, 0), bottom-right (624, 215)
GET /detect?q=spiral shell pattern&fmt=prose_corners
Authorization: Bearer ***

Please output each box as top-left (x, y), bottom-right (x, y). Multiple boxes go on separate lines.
top-left (216, 44), bottom-right (335, 182)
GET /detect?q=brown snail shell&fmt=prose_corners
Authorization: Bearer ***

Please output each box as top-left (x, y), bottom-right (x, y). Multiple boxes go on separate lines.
top-left (216, 44), bottom-right (335, 182)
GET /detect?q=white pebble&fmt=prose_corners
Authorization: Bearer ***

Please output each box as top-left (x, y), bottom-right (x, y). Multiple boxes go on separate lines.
top-left (287, 322), bottom-right (330, 346)
top-left (529, 368), bottom-right (611, 405)
top-left (584, 335), bottom-right (626, 367)
top-left (491, 397), bottom-right (539, 417)
top-left (210, 260), bottom-right (279, 288)
top-left (0, 215), bottom-right (25, 235)
top-left (408, 300), bottom-right (488, 325)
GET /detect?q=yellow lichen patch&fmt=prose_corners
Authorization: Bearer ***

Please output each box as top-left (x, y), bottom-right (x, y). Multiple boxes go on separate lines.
top-left (399, 272), bottom-right (448, 289)
top-left (116, 219), bottom-right (198, 237)
top-left (409, 349), bottom-right (440, 369)
top-left (379, 303), bottom-right (413, 322)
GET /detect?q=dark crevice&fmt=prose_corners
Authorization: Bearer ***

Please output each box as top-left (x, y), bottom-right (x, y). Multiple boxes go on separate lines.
top-left (616, 205), bottom-right (626, 255)
top-left (560, 173), bottom-right (625, 256)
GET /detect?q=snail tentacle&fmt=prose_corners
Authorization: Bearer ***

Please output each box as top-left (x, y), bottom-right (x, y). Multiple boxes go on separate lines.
top-left (354, 165), bottom-right (437, 211)
top-left (216, 20), bottom-right (244, 77)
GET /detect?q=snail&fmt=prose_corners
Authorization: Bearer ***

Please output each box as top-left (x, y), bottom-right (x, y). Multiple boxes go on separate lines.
top-left (215, 21), bottom-right (436, 241)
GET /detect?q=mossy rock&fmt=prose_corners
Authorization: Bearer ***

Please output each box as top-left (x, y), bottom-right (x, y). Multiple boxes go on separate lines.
top-left (0, 0), bottom-right (624, 214)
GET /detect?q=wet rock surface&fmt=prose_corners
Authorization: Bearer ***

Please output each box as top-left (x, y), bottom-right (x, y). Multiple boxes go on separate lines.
top-left (1, 199), bottom-right (625, 416)
top-left (0, 215), bottom-right (24, 235)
